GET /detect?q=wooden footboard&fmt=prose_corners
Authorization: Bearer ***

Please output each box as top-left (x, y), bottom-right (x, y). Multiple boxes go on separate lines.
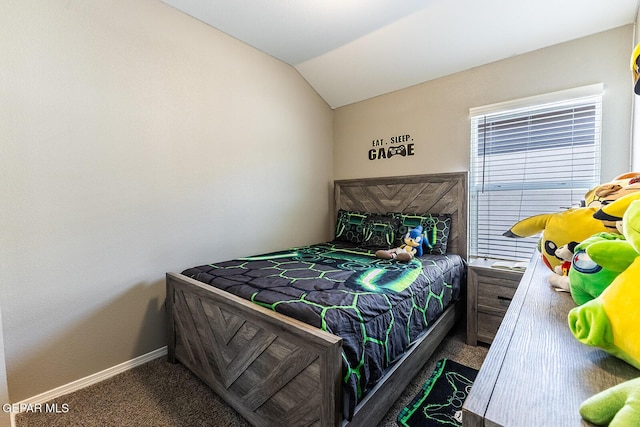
top-left (167, 271), bottom-right (463, 427)
top-left (166, 272), bottom-right (343, 427)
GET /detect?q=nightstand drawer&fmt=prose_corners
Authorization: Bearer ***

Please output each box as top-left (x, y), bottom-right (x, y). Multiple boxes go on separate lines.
top-left (476, 273), bottom-right (520, 292)
top-left (477, 282), bottom-right (517, 314)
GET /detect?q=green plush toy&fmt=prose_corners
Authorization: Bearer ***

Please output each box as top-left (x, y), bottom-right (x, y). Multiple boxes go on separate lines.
top-left (579, 377), bottom-right (640, 427)
top-left (569, 258), bottom-right (640, 369)
top-left (568, 232), bottom-right (626, 306)
top-left (568, 197), bottom-right (640, 426)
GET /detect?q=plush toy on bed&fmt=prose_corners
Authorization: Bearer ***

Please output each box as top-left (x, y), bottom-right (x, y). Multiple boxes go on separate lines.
top-left (375, 225), bottom-right (430, 262)
top-left (568, 197), bottom-right (640, 426)
top-left (503, 207), bottom-right (610, 272)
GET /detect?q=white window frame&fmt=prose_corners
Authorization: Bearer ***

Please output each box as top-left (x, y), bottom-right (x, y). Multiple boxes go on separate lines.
top-left (469, 84), bottom-right (603, 262)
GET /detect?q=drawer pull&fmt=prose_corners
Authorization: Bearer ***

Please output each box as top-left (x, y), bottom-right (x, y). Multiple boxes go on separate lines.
top-left (497, 296), bottom-right (513, 302)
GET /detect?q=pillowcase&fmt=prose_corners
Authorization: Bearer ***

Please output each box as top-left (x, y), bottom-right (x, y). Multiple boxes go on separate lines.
top-left (334, 209), bottom-right (369, 245)
top-left (390, 213), bottom-right (452, 255)
top-left (361, 214), bottom-right (401, 249)
top-left (334, 210), bottom-right (400, 248)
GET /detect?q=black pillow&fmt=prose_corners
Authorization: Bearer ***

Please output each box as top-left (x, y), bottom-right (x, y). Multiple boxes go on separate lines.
top-left (361, 214), bottom-right (401, 249)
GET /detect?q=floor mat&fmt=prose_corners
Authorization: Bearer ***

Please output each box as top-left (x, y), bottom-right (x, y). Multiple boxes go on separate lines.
top-left (397, 358), bottom-right (478, 427)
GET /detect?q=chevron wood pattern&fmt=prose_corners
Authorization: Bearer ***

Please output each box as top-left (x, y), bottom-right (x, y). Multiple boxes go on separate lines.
top-left (334, 172), bottom-right (468, 260)
top-left (167, 274), bottom-right (342, 427)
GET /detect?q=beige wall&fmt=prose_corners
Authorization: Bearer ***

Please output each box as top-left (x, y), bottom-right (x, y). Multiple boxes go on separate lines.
top-left (334, 25), bottom-right (635, 182)
top-left (0, 0), bottom-right (333, 401)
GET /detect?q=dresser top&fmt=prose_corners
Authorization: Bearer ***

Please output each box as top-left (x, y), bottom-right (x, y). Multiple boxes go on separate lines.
top-left (463, 251), bottom-right (640, 426)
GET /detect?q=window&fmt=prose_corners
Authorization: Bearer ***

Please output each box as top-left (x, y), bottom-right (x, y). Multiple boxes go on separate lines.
top-left (469, 85), bottom-right (602, 261)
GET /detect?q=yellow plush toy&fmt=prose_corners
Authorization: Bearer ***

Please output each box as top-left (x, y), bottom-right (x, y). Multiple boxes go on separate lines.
top-left (568, 197), bottom-right (640, 426)
top-left (504, 207), bottom-right (609, 271)
top-left (594, 191), bottom-right (640, 233)
top-left (585, 173), bottom-right (640, 232)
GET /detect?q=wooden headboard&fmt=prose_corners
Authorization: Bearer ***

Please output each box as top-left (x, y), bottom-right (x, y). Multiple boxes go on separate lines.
top-left (334, 172), bottom-right (468, 260)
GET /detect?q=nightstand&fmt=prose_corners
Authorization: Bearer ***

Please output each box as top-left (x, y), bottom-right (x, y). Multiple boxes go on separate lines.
top-left (466, 258), bottom-right (524, 345)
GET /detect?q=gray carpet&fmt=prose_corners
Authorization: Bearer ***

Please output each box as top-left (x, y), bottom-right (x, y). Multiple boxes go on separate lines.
top-left (15, 320), bottom-right (488, 427)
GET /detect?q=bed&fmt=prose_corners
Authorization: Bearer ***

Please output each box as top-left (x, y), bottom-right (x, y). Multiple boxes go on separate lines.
top-left (166, 172), bottom-right (468, 427)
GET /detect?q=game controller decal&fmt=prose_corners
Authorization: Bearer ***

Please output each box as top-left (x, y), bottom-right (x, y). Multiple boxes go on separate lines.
top-left (368, 134), bottom-right (415, 160)
top-left (387, 145), bottom-right (407, 157)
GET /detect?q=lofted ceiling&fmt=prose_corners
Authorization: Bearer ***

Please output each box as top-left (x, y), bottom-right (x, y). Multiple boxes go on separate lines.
top-left (161, 0), bottom-right (639, 108)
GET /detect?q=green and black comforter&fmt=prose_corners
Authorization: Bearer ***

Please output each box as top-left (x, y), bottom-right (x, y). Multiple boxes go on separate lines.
top-left (182, 241), bottom-right (465, 420)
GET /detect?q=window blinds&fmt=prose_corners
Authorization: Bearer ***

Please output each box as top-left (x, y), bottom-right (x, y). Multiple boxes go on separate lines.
top-left (469, 91), bottom-right (602, 261)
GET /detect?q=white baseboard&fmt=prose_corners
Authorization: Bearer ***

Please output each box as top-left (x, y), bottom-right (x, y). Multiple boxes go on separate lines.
top-left (9, 346), bottom-right (167, 425)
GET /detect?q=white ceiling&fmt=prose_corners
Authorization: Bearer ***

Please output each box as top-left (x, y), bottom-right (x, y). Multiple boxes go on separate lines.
top-left (161, 0), bottom-right (639, 108)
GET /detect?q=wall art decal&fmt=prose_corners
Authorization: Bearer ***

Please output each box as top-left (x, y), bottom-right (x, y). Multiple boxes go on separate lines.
top-left (368, 134), bottom-right (415, 161)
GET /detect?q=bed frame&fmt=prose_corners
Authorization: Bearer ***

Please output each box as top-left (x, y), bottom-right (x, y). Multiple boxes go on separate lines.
top-left (166, 172), bottom-right (468, 427)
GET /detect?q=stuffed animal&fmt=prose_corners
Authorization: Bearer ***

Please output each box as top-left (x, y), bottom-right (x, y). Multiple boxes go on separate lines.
top-left (504, 207), bottom-right (610, 271)
top-left (555, 242), bottom-right (575, 276)
top-left (568, 44), bottom-right (640, 427)
top-left (549, 233), bottom-right (628, 304)
top-left (569, 199), bottom-right (640, 366)
top-left (584, 172), bottom-right (640, 209)
top-left (547, 242), bottom-right (574, 292)
top-left (375, 226), bottom-right (429, 262)
top-left (579, 377), bottom-right (640, 427)
top-left (566, 232), bottom-right (626, 306)
top-left (568, 198), bottom-right (640, 426)
top-left (594, 191), bottom-right (640, 234)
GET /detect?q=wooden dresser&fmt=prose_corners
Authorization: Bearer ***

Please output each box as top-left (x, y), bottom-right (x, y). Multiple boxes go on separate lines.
top-left (463, 251), bottom-right (640, 426)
